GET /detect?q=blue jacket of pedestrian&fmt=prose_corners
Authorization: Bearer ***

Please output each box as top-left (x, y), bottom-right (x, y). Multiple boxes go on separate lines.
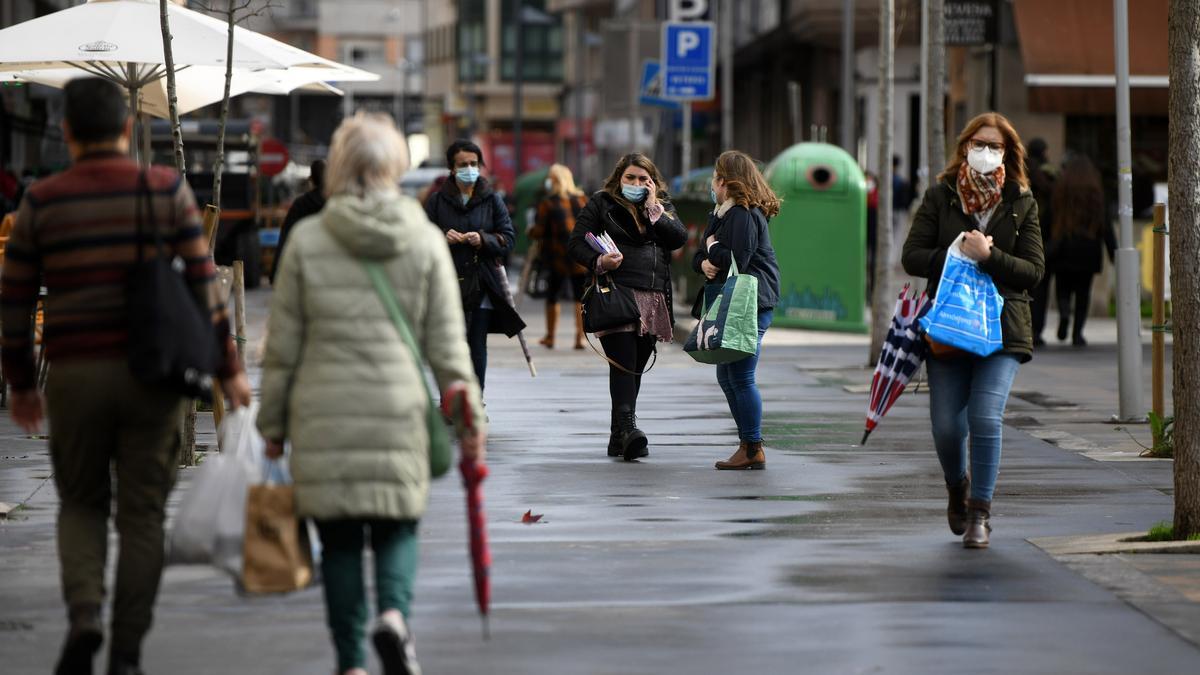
top-left (424, 176), bottom-right (526, 337)
top-left (691, 202), bottom-right (781, 315)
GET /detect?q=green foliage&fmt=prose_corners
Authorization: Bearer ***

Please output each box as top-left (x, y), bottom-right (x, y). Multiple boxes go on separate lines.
top-left (1145, 521), bottom-right (1200, 542)
top-left (1144, 411), bottom-right (1175, 458)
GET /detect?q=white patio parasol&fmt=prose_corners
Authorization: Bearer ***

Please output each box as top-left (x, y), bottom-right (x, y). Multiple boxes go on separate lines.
top-left (0, 0), bottom-right (377, 116)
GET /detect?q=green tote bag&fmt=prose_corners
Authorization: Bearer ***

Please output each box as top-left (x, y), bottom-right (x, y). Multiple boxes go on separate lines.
top-left (684, 258), bottom-right (760, 365)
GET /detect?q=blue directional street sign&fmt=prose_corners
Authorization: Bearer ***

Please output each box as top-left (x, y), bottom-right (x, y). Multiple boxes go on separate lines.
top-left (638, 60), bottom-right (681, 109)
top-left (662, 21), bottom-right (714, 101)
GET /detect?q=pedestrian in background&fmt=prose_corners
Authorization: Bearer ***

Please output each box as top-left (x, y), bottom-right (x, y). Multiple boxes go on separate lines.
top-left (424, 139), bottom-right (525, 393)
top-left (272, 158), bottom-right (326, 283)
top-left (1048, 154), bottom-right (1115, 347)
top-left (902, 112), bottom-right (1044, 549)
top-left (0, 77), bottom-right (251, 675)
top-left (1025, 138), bottom-right (1057, 346)
top-left (568, 153), bottom-right (687, 461)
top-left (530, 163), bottom-right (588, 350)
top-left (258, 113), bottom-right (486, 675)
top-left (693, 151), bottom-right (782, 470)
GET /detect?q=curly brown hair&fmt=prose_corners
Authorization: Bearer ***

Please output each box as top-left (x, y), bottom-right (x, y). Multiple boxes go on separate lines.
top-left (937, 112), bottom-right (1029, 191)
top-left (714, 150), bottom-right (781, 218)
top-left (601, 153), bottom-right (671, 224)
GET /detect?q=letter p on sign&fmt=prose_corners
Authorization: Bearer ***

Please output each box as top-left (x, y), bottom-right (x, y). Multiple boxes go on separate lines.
top-left (677, 30), bottom-right (701, 58)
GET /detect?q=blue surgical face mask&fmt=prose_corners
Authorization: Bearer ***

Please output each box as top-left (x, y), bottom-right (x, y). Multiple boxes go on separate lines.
top-left (544, 179), bottom-right (553, 191)
top-left (621, 184), bottom-right (648, 203)
top-left (456, 166), bottom-right (480, 185)
top-left (710, 187), bottom-right (718, 204)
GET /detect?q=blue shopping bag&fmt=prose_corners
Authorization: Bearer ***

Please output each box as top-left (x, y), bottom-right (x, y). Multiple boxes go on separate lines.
top-left (918, 233), bottom-right (1004, 357)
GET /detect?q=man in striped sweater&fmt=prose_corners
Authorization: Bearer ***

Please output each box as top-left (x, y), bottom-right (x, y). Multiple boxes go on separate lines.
top-left (0, 78), bottom-right (252, 675)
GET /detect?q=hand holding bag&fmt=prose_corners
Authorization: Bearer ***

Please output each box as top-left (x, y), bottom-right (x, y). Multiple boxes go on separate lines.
top-left (918, 232), bottom-right (1005, 357)
top-left (364, 262), bottom-right (453, 478)
top-left (581, 273), bottom-right (640, 333)
top-left (242, 458), bottom-right (313, 594)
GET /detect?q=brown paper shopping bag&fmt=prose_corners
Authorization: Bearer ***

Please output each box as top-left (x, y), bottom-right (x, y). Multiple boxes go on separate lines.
top-left (242, 483), bottom-right (313, 594)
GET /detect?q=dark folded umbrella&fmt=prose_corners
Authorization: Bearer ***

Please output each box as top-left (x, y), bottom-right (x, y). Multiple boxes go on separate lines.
top-left (863, 285), bottom-right (928, 444)
top-left (493, 260), bottom-right (537, 377)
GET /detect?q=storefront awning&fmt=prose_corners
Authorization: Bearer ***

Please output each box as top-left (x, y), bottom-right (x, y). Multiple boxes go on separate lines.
top-left (1012, 0), bottom-right (1168, 115)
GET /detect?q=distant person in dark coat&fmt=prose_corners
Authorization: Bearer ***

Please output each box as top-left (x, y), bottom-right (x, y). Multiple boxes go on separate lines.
top-left (1025, 139), bottom-right (1057, 345)
top-left (1048, 154), bottom-right (1115, 347)
top-left (273, 159), bottom-right (326, 283)
top-left (424, 139), bottom-right (526, 392)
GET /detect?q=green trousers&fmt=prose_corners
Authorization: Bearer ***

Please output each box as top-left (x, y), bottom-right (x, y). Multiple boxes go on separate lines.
top-left (315, 519), bottom-right (419, 672)
top-left (46, 359), bottom-right (186, 657)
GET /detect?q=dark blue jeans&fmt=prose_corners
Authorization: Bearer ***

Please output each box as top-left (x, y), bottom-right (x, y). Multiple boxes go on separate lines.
top-left (712, 301), bottom-right (774, 443)
top-left (466, 307), bottom-right (492, 391)
top-left (926, 352), bottom-right (1021, 504)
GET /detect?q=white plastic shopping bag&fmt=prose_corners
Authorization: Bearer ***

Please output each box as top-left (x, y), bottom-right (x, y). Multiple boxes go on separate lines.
top-left (168, 403), bottom-right (264, 576)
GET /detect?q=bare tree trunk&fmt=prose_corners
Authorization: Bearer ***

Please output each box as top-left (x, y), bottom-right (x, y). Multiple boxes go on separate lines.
top-left (213, 2), bottom-right (236, 215)
top-left (926, 0), bottom-right (945, 179)
top-left (159, 0), bottom-right (185, 176)
top-left (1169, 0), bottom-right (1200, 539)
top-left (870, 0), bottom-right (895, 365)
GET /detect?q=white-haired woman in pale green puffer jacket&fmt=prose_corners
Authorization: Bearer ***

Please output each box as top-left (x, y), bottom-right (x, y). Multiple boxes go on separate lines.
top-left (258, 112), bottom-right (485, 675)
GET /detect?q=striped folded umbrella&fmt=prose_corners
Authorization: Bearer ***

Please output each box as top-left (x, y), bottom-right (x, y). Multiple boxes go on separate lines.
top-left (863, 285), bottom-right (929, 444)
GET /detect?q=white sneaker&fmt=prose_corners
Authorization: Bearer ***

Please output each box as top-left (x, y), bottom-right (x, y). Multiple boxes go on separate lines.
top-left (371, 611), bottom-right (421, 675)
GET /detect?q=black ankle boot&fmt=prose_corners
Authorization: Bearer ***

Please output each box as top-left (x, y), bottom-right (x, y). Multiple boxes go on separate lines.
top-left (946, 477), bottom-right (970, 536)
top-left (963, 499), bottom-right (992, 549)
top-left (607, 418), bottom-right (622, 457)
top-left (615, 408), bottom-right (648, 461)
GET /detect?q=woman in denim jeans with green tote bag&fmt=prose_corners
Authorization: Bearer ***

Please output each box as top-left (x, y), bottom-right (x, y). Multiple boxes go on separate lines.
top-left (902, 112), bottom-right (1044, 549)
top-left (692, 151), bottom-right (782, 470)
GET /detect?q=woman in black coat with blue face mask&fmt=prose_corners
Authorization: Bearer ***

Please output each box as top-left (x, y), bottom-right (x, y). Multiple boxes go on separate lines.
top-left (425, 139), bottom-right (526, 392)
top-left (567, 153), bottom-right (687, 462)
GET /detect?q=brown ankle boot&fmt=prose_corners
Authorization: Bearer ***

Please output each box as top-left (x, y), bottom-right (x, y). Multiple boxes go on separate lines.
top-left (947, 477), bottom-right (970, 536)
top-left (715, 441), bottom-right (766, 470)
top-left (573, 302), bottom-right (585, 349)
top-left (962, 499), bottom-right (992, 549)
top-left (540, 303), bottom-right (560, 348)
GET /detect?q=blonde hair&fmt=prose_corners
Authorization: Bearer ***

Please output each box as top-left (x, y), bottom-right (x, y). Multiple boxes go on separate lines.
top-left (546, 163), bottom-right (582, 198)
top-left (714, 150), bottom-right (781, 218)
top-left (324, 112), bottom-right (410, 198)
top-left (937, 111), bottom-right (1028, 190)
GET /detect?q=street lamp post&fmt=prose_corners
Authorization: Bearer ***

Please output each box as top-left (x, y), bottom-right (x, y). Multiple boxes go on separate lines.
top-left (1113, 0), bottom-right (1144, 422)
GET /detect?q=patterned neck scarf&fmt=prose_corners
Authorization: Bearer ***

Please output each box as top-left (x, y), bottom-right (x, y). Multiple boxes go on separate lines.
top-left (956, 161), bottom-right (1006, 215)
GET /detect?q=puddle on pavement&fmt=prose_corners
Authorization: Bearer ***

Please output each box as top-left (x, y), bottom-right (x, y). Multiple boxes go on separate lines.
top-left (633, 517), bottom-right (680, 523)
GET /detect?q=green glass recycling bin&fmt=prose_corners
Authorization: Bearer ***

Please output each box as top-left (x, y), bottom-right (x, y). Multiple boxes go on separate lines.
top-left (764, 143), bottom-right (868, 332)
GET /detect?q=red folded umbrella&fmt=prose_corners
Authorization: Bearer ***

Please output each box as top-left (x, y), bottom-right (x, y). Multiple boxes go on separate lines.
top-left (445, 386), bottom-right (491, 640)
top-left (459, 456), bottom-right (490, 640)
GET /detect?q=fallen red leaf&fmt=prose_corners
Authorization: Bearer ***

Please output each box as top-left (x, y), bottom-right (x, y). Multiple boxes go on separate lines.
top-left (521, 510), bottom-right (543, 524)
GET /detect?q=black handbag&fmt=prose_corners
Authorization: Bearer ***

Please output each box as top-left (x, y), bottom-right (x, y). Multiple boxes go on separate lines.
top-left (126, 172), bottom-right (218, 401)
top-left (581, 273), bottom-right (640, 333)
top-left (458, 254), bottom-right (483, 311)
top-left (524, 254), bottom-right (551, 299)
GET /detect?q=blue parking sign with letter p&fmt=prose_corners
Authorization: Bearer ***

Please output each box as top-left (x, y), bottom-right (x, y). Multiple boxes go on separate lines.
top-left (662, 21), bottom-right (714, 100)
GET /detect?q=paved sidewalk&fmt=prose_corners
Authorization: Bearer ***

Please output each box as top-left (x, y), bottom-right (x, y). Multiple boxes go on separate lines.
top-left (1, 289), bottom-right (1196, 674)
